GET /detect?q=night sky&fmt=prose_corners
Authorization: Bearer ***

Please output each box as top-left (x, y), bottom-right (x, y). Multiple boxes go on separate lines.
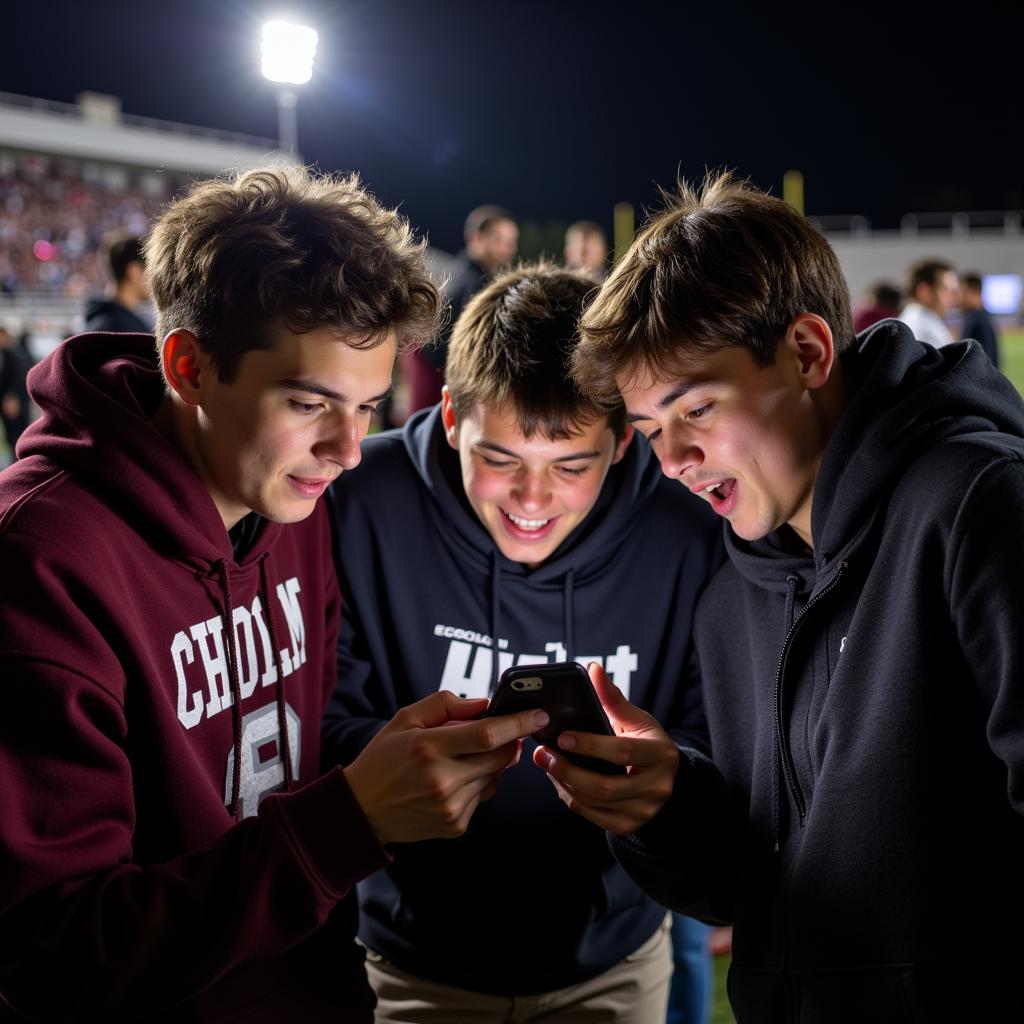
top-left (6, 0), bottom-right (1021, 253)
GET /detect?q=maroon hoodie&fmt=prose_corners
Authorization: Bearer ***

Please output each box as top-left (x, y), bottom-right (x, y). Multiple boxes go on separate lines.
top-left (0, 333), bottom-right (387, 1022)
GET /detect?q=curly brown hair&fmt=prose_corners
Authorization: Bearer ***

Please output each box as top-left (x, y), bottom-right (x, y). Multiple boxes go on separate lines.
top-left (146, 165), bottom-right (441, 381)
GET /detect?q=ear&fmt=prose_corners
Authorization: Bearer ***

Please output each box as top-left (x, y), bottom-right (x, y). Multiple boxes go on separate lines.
top-left (440, 386), bottom-right (460, 449)
top-left (160, 330), bottom-right (207, 405)
top-left (611, 423), bottom-right (634, 464)
top-left (782, 314), bottom-right (835, 391)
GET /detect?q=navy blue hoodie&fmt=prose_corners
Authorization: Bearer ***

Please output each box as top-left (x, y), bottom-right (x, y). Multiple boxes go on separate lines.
top-left (322, 405), bottom-right (722, 994)
top-left (611, 321), bottom-right (1024, 1022)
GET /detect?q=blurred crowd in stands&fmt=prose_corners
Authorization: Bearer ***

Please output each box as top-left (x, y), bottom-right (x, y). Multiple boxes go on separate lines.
top-left (0, 154), bottom-right (162, 297)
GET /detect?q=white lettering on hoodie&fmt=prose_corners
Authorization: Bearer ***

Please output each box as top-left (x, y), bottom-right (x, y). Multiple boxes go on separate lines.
top-left (171, 576), bottom-right (306, 730)
top-left (434, 623), bottom-right (636, 700)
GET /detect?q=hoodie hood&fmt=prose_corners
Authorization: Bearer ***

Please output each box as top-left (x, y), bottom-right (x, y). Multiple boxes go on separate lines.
top-left (728, 320), bottom-right (1024, 587)
top-left (401, 404), bottom-right (665, 587)
top-left (19, 331), bottom-right (239, 568)
top-left (11, 331), bottom-right (305, 820)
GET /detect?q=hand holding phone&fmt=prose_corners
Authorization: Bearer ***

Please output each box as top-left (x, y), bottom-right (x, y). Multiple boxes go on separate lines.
top-left (483, 661), bottom-right (626, 776)
top-left (532, 662), bottom-right (682, 835)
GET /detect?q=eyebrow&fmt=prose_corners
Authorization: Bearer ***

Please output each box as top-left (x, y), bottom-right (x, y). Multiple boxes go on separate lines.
top-left (474, 440), bottom-right (602, 461)
top-left (625, 379), bottom-right (718, 423)
top-left (277, 378), bottom-right (392, 404)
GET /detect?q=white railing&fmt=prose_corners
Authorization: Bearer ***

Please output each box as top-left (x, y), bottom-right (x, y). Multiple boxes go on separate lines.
top-left (0, 90), bottom-right (279, 151)
top-left (811, 210), bottom-right (1022, 237)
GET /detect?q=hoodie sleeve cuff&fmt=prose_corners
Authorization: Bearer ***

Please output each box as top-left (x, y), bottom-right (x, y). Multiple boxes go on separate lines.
top-left (276, 767), bottom-right (391, 897)
top-left (632, 745), bottom-right (724, 850)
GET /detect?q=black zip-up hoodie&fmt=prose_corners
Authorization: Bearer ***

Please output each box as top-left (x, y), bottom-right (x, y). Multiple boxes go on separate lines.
top-left (322, 405), bottom-right (722, 994)
top-left (611, 320), bottom-right (1024, 1022)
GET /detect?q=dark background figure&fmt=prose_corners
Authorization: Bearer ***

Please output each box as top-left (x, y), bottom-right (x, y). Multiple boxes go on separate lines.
top-left (960, 271), bottom-right (1001, 367)
top-left (403, 205), bottom-right (518, 415)
top-left (0, 326), bottom-right (31, 463)
top-left (564, 220), bottom-right (609, 281)
top-left (84, 236), bottom-right (154, 333)
top-left (852, 280), bottom-right (902, 333)
top-left (897, 257), bottom-right (959, 348)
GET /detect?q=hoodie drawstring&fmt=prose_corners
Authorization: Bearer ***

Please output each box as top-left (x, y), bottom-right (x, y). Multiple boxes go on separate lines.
top-left (563, 568), bottom-right (576, 664)
top-left (217, 559), bottom-right (245, 821)
top-left (220, 556), bottom-right (294, 820)
top-left (489, 551), bottom-right (503, 696)
top-left (771, 574), bottom-right (801, 852)
top-left (260, 554), bottom-right (294, 793)
top-left (783, 575), bottom-right (798, 634)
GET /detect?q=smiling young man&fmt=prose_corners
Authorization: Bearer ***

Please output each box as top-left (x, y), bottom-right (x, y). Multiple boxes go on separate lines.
top-left (551, 172), bottom-right (1024, 1022)
top-left (322, 263), bottom-right (722, 1021)
top-left (0, 166), bottom-right (543, 1023)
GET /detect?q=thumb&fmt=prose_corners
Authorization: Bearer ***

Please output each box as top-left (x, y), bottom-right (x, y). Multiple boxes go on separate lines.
top-left (588, 662), bottom-right (646, 733)
top-left (394, 690), bottom-right (490, 730)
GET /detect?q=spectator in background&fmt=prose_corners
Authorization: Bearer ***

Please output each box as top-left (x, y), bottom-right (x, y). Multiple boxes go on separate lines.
top-left (960, 272), bottom-right (1000, 367)
top-left (564, 220), bottom-right (610, 280)
top-left (404, 205), bottom-right (519, 415)
top-left (852, 280), bottom-right (902, 333)
top-left (85, 236), bottom-right (154, 332)
top-left (898, 257), bottom-right (959, 347)
top-left (0, 326), bottom-right (31, 463)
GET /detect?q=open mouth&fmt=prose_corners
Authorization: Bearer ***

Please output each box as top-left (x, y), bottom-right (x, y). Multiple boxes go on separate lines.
top-left (699, 479), bottom-right (736, 502)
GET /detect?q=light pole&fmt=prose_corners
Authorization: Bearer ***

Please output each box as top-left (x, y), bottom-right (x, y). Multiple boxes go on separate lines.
top-left (261, 20), bottom-right (318, 157)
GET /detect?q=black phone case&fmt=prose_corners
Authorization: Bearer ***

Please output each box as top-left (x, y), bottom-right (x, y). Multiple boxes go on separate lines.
top-left (484, 661), bottom-right (626, 776)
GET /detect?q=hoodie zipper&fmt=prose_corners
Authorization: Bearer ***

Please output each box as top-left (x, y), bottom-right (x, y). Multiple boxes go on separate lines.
top-left (773, 561), bottom-right (848, 836)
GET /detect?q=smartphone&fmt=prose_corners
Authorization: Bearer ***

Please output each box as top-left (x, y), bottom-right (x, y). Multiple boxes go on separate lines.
top-left (484, 661), bottom-right (626, 776)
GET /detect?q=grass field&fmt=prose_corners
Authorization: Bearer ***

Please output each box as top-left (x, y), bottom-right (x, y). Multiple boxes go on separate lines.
top-left (999, 328), bottom-right (1024, 391)
top-left (709, 325), bottom-right (1024, 1024)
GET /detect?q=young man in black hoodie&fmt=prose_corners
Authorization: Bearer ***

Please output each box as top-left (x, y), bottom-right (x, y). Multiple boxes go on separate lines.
top-left (323, 262), bottom-right (722, 1021)
top-left (555, 173), bottom-right (1024, 1022)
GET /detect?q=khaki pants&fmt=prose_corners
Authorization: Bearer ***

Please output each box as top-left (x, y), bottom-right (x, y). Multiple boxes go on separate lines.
top-left (364, 913), bottom-right (673, 1023)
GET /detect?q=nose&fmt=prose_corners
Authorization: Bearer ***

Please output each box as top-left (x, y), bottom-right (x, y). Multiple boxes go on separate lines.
top-left (318, 415), bottom-right (362, 471)
top-left (658, 424), bottom-right (702, 481)
top-left (512, 469), bottom-right (550, 513)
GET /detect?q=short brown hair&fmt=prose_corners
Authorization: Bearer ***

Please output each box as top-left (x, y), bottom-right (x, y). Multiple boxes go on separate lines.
top-left (464, 205), bottom-right (517, 242)
top-left (446, 262), bottom-right (625, 440)
top-left (106, 236), bottom-right (145, 284)
top-left (573, 172), bottom-right (854, 404)
top-left (906, 258), bottom-right (955, 299)
top-left (146, 165), bottom-right (441, 381)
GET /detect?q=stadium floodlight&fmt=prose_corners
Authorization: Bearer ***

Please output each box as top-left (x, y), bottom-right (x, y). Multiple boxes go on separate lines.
top-left (261, 20), bottom-right (318, 155)
top-left (262, 21), bottom-right (318, 85)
